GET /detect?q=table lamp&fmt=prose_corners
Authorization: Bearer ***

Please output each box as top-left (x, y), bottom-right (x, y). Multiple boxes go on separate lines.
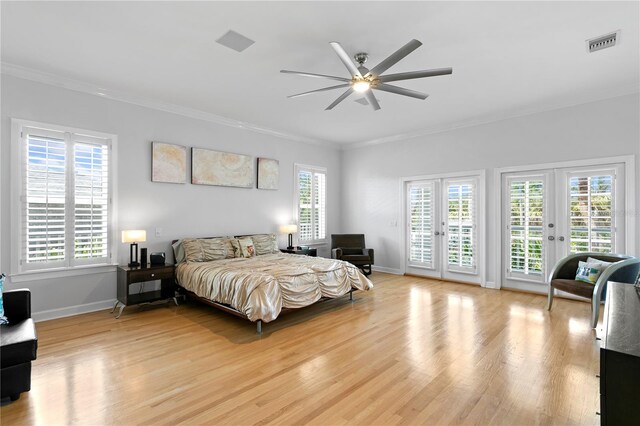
top-left (279, 224), bottom-right (298, 250)
top-left (122, 230), bottom-right (146, 267)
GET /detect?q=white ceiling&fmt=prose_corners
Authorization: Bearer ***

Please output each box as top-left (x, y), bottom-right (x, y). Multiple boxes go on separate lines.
top-left (2, 1), bottom-right (639, 146)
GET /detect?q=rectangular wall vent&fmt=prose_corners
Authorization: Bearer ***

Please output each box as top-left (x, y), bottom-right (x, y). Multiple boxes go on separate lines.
top-left (587, 31), bottom-right (619, 53)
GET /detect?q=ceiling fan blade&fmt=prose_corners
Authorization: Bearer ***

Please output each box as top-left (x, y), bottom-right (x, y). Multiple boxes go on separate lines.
top-left (329, 42), bottom-right (362, 78)
top-left (326, 88), bottom-right (354, 110)
top-left (287, 84), bottom-right (350, 99)
top-left (364, 90), bottom-right (381, 111)
top-left (366, 39), bottom-right (422, 78)
top-left (379, 68), bottom-right (453, 83)
top-left (280, 70), bottom-right (351, 83)
top-left (374, 83), bottom-right (429, 100)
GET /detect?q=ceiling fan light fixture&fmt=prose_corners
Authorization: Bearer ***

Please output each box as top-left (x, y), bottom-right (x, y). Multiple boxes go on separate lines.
top-left (352, 80), bottom-right (371, 92)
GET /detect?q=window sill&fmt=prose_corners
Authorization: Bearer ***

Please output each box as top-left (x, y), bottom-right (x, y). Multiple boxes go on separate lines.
top-left (10, 263), bottom-right (118, 283)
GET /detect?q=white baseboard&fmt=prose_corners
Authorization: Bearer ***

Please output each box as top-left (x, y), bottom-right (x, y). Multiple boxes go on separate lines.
top-left (484, 281), bottom-right (499, 289)
top-left (372, 266), bottom-right (403, 275)
top-left (32, 299), bottom-right (116, 322)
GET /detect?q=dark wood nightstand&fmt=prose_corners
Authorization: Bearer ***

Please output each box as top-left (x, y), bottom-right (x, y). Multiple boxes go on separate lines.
top-left (280, 247), bottom-right (317, 256)
top-left (113, 264), bottom-right (176, 318)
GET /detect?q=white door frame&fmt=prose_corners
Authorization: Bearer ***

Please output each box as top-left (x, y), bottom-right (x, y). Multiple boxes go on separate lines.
top-left (400, 169), bottom-right (486, 286)
top-left (493, 155), bottom-right (636, 290)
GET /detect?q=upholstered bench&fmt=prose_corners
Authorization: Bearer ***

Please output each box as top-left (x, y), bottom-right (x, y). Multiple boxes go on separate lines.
top-left (1, 289), bottom-right (38, 401)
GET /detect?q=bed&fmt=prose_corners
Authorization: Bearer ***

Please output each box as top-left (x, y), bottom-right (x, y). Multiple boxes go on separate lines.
top-left (172, 235), bottom-right (373, 333)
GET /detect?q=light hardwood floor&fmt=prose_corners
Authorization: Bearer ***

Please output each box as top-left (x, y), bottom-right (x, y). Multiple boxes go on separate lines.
top-left (1, 273), bottom-right (601, 425)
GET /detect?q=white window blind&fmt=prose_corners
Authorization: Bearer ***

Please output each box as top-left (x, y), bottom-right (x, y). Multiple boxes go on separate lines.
top-left (508, 179), bottom-right (544, 276)
top-left (295, 165), bottom-right (326, 244)
top-left (569, 174), bottom-right (614, 254)
top-left (446, 182), bottom-right (476, 271)
top-left (408, 182), bottom-right (434, 267)
top-left (20, 125), bottom-right (112, 271)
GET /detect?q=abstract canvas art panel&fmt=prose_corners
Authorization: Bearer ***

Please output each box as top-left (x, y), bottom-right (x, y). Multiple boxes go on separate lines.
top-left (257, 158), bottom-right (279, 190)
top-left (191, 148), bottom-right (253, 188)
top-left (151, 142), bottom-right (187, 184)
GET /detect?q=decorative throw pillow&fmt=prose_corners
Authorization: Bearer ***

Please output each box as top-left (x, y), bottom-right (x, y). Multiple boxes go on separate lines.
top-left (172, 240), bottom-right (186, 264)
top-left (575, 261), bottom-right (606, 284)
top-left (229, 239), bottom-right (242, 258)
top-left (0, 273), bottom-right (7, 325)
top-left (182, 238), bottom-right (234, 262)
top-left (237, 237), bottom-right (256, 258)
top-left (250, 234), bottom-right (279, 255)
top-left (586, 257), bottom-right (613, 269)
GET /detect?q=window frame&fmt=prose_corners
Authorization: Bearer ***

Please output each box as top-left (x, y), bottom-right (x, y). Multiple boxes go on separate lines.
top-left (11, 118), bottom-right (118, 277)
top-left (293, 163), bottom-right (327, 246)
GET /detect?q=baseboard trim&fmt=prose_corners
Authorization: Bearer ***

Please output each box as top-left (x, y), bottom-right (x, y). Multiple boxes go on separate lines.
top-left (484, 281), bottom-right (498, 289)
top-left (372, 266), bottom-right (403, 275)
top-left (33, 299), bottom-right (116, 322)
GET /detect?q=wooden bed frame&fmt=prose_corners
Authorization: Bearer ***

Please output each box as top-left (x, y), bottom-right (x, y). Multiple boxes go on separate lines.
top-left (178, 287), bottom-right (354, 334)
top-left (171, 237), bottom-right (356, 334)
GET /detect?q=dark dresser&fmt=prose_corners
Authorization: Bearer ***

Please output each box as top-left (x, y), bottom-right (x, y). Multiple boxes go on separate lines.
top-left (599, 282), bottom-right (640, 425)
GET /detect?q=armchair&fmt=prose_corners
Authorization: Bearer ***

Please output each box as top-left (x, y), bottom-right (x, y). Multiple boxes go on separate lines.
top-left (331, 234), bottom-right (374, 276)
top-left (1, 289), bottom-right (38, 401)
top-left (547, 253), bottom-right (640, 328)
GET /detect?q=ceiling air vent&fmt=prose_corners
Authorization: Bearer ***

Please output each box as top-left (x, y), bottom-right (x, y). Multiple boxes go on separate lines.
top-left (354, 97), bottom-right (380, 106)
top-left (216, 30), bottom-right (255, 53)
top-left (587, 31), bottom-right (619, 53)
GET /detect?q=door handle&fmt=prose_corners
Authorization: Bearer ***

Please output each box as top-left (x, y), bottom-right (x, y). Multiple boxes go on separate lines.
top-left (548, 236), bottom-right (555, 241)
top-left (558, 236), bottom-right (565, 242)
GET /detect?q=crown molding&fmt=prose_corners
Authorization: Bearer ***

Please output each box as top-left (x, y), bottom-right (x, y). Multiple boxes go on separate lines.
top-left (4, 62), bottom-right (638, 151)
top-left (343, 86), bottom-right (640, 150)
top-left (1, 62), bottom-right (337, 149)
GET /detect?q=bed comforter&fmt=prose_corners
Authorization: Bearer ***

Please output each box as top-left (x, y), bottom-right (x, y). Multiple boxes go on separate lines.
top-left (176, 253), bottom-right (373, 322)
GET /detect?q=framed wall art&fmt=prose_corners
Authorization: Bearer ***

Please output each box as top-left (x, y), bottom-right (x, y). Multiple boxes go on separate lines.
top-left (191, 147), bottom-right (253, 188)
top-left (257, 157), bottom-right (279, 190)
top-left (151, 142), bottom-right (187, 184)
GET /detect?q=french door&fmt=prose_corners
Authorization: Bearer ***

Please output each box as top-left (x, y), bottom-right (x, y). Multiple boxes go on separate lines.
top-left (406, 176), bottom-right (482, 284)
top-left (502, 163), bottom-right (625, 289)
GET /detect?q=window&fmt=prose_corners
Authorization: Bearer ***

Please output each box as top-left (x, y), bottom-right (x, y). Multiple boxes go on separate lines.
top-left (295, 164), bottom-right (326, 244)
top-left (569, 174), bottom-right (614, 253)
top-left (508, 178), bottom-right (544, 276)
top-left (14, 121), bottom-right (114, 272)
top-left (446, 181), bottom-right (476, 271)
top-left (408, 182), bottom-right (435, 268)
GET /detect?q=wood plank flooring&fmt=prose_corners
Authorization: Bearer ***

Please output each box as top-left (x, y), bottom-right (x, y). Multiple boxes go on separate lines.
top-left (0, 273), bottom-right (602, 425)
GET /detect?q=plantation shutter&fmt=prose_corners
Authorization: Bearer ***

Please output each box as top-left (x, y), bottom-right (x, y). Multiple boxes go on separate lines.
top-left (446, 181), bottom-right (476, 272)
top-left (20, 125), bottom-right (111, 272)
top-left (73, 135), bottom-right (110, 264)
top-left (507, 178), bottom-right (544, 277)
top-left (408, 182), bottom-right (435, 268)
top-left (296, 165), bottom-right (326, 244)
top-left (23, 128), bottom-right (68, 268)
top-left (568, 173), bottom-right (614, 254)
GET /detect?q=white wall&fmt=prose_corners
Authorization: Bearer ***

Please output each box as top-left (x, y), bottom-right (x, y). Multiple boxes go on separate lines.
top-left (0, 75), bottom-right (342, 319)
top-left (341, 93), bottom-right (640, 286)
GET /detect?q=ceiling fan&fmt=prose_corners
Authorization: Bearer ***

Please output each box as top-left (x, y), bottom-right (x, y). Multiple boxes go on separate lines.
top-left (281, 39), bottom-right (453, 111)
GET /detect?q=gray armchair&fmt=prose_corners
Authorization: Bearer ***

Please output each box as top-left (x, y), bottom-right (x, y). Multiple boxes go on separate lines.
top-left (547, 252), bottom-right (640, 328)
top-left (331, 234), bottom-right (374, 276)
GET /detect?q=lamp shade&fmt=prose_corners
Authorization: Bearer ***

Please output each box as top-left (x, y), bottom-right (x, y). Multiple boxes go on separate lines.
top-left (122, 230), bottom-right (147, 243)
top-left (279, 224), bottom-right (298, 234)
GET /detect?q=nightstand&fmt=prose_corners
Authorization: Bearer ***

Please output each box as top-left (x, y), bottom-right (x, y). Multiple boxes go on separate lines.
top-left (113, 264), bottom-right (176, 318)
top-left (280, 247), bottom-right (317, 256)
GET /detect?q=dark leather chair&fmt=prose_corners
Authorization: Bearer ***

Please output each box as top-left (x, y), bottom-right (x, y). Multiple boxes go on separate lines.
top-left (547, 253), bottom-right (640, 328)
top-left (1, 289), bottom-right (38, 401)
top-left (331, 234), bottom-right (374, 276)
